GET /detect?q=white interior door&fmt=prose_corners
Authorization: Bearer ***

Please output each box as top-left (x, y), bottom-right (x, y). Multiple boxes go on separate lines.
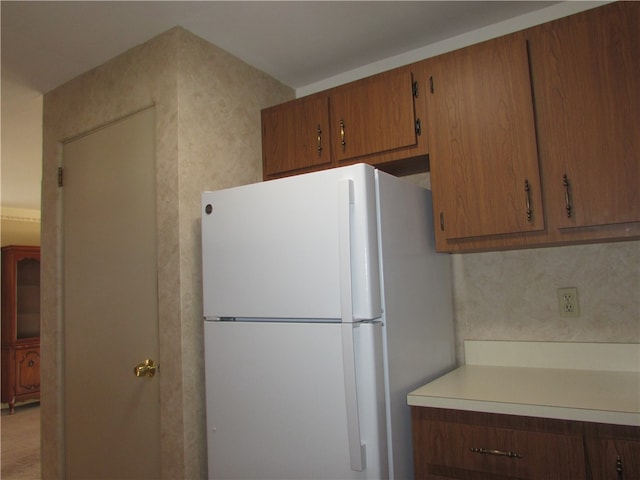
top-left (62, 107), bottom-right (160, 479)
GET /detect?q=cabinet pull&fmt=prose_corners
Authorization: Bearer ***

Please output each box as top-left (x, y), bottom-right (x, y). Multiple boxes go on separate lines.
top-left (562, 174), bottom-right (572, 218)
top-left (340, 119), bottom-right (346, 150)
top-left (524, 180), bottom-right (533, 222)
top-left (617, 455), bottom-right (624, 480)
top-left (470, 447), bottom-right (523, 459)
top-left (317, 125), bottom-right (323, 156)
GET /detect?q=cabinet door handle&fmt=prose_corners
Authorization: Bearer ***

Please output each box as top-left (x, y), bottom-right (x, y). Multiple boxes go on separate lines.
top-left (340, 119), bottom-right (346, 150)
top-left (617, 455), bottom-right (624, 480)
top-left (563, 174), bottom-right (573, 218)
top-left (471, 447), bottom-right (523, 459)
top-left (317, 125), bottom-right (323, 156)
top-left (524, 180), bottom-right (533, 222)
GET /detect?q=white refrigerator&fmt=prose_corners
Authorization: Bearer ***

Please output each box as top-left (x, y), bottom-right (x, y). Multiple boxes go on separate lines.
top-left (202, 163), bottom-right (455, 480)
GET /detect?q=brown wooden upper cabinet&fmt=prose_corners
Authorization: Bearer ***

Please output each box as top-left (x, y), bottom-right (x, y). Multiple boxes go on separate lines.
top-left (329, 65), bottom-right (425, 166)
top-left (261, 93), bottom-right (332, 179)
top-left (261, 64), bottom-right (428, 180)
top-left (528, 1), bottom-right (640, 232)
top-left (261, 2), bottom-right (639, 253)
top-left (426, 1), bottom-right (639, 252)
top-left (425, 32), bottom-right (544, 247)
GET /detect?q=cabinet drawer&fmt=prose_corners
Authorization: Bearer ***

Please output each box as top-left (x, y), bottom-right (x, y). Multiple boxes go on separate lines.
top-left (419, 420), bottom-right (586, 479)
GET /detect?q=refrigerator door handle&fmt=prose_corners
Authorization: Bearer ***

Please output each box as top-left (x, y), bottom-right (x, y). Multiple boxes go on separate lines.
top-left (339, 179), bottom-right (366, 471)
top-left (339, 178), bottom-right (354, 324)
top-left (341, 324), bottom-right (366, 472)
top-left (338, 169), bottom-right (382, 321)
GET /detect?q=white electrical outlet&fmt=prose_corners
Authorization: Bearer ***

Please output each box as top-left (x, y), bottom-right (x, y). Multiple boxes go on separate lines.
top-left (558, 287), bottom-right (580, 317)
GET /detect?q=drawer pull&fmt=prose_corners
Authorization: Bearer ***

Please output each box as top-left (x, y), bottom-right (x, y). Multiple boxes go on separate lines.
top-left (470, 447), bottom-right (523, 459)
top-left (617, 455), bottom-right (624, 480)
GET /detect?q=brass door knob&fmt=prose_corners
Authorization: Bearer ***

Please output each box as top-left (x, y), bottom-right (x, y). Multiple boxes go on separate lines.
top-left (134, 359), bottom-right (157, 378)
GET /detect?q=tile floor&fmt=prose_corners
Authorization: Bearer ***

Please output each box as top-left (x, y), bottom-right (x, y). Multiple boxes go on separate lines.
top-left (1, 403), bottom-right (40, 479)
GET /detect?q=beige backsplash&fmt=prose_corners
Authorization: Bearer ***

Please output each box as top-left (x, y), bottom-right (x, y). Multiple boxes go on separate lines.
top-left (404, 172), bottom-right (640, 366)
top-left (451, 240), bottom-right (639, 365)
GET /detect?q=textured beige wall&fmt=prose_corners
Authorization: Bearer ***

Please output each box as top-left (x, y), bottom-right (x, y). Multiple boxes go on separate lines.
top-left (41, 27), bottom-right (292, 479)
top-left (450, 240), bottom-right (640, 364)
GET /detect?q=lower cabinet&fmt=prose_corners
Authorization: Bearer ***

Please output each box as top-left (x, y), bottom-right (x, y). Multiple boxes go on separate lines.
top-left (15, 345), bottom-right (40, 398)
top-left (1, 343), bottom-right (40, 413)
top-left (412, 407), bottom-right (640, 480)
top-left (584, 425), bottom-right (640, 480)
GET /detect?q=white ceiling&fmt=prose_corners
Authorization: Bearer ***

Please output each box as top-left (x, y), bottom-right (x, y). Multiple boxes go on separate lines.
top-left (1, 1), bottom-right (568, 211)
top-left (3, 1), bottom-right (562, 92)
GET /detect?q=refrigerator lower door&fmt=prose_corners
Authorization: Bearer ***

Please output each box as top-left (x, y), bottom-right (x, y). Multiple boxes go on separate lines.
top-left (204, 320), bottom-right (387, 480)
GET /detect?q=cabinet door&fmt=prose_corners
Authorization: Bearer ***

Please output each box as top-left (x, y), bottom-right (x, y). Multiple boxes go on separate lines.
top-left (529, 2), bottom-right (640, 230)
top-left (1, 246), bottom-right (41, 344)
top-left (15, 347), bottom-right (40, 397)
top-left (426, 33), bottom-right (544, 246)
top-left (588, 438), bottom-right (640, 480)
top-left (16, 256), bottom-right (40, 339)
top-left (261, 93), bottom-right (331, 179)
top-left (330, 67), bottom-right (420, 164)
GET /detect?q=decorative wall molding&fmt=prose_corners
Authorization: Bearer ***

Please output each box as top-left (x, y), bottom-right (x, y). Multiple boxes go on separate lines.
top-left (1, 207), bottom-right (41, 223)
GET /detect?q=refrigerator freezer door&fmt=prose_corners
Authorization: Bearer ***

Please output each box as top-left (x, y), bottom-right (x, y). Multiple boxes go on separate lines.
top-left (204, 321), bottom-right (387, 479)
top-left (202, 164), bottom-right (381, 321)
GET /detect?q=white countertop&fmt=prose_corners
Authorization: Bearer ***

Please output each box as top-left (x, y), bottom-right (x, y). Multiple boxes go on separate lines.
top-left (407, 341), bottom-right (640, 426)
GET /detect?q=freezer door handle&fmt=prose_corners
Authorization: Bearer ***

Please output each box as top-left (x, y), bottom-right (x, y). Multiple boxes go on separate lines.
top-left (339, 179), bottom-right (354, 323)
top-left (338, 171), bottom-right (382, 322)
top-left (341, 324), bottom-right (366, 471)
